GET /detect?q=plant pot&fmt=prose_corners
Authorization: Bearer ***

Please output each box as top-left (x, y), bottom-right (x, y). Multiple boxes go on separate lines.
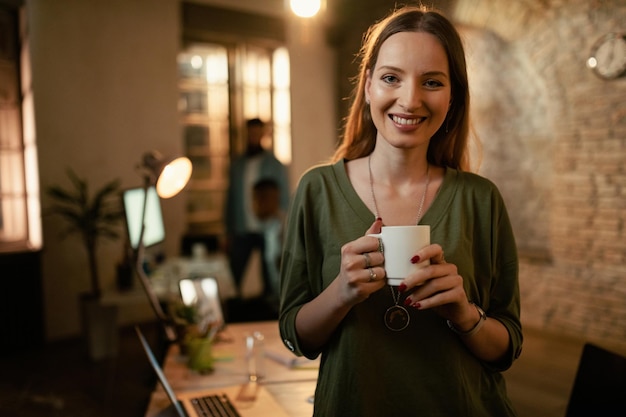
top-left (187, 337), bottom-right (214, 373)
top-left (79, 293), bottom-right (119, 361)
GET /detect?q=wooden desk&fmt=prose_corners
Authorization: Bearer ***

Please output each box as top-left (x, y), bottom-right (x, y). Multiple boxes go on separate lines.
top-left (145, 321), bottom-right (318, 417)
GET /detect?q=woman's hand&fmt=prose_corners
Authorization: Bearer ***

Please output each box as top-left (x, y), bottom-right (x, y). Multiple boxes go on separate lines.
top-left (335, 218), bottom-right (388, 306)
top-left (397, 244), bottom-right (511, 363)
top-left (398, 244), bottom-right (475, 325)
top-left (294, 218), bottom-right (388, 353)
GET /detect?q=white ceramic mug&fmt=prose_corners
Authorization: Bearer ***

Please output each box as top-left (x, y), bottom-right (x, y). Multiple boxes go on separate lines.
top-left (368, 225), bottom-right (430, 286)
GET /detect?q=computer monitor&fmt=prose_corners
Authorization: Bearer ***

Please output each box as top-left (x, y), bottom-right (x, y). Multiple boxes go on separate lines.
top-left (122, 186), bottom-right (166, 249)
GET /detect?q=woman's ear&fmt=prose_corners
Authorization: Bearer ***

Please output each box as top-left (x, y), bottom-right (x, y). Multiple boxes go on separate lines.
top-left (365, 69), bottom-right (372, 104)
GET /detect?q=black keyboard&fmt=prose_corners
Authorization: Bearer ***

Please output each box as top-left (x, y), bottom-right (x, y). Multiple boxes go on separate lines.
top-left (190, 393), bottom-right (241, 417)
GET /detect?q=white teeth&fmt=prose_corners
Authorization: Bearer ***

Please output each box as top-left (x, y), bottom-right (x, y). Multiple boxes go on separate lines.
top-left (392, 115), bottom-right (420, 125)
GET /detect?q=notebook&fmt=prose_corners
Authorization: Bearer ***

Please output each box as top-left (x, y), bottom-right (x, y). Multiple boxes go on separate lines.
top-left (136, 326), bottom-right (290, 417)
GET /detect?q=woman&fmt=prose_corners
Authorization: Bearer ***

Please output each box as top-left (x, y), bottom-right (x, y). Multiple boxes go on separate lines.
top-left (279, 5), bottom-right (522, 416)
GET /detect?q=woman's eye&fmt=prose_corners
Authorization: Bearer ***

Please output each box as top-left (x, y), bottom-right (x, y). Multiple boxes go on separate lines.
top-left (382, 75), bottom-right (398, 84)
top-left (424, 79), bottom-right (444, 88)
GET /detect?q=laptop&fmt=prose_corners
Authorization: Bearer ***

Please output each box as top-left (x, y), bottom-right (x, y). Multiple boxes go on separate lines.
top-left (136, 326), bottom-right (290, 417)
top-left (178, 277), bottom-right (225, 334)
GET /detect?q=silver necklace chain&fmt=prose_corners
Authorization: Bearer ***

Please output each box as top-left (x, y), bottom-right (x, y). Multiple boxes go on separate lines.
top-left (367, 154), bottom-right (430, 225)
top-left (367, 153), bottom-right (430, 311)
top-left (390, 285), bottom-right (401, 304)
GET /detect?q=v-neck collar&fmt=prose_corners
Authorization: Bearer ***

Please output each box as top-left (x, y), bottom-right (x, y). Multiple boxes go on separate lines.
top-left (332, 159), bottom-right (459, 230)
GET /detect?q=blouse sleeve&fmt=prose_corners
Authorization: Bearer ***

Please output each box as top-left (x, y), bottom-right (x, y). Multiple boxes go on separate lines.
top-left (484, 184), bottom-right (523, 372)
top-left (277, 170), bottom-right (323, 360)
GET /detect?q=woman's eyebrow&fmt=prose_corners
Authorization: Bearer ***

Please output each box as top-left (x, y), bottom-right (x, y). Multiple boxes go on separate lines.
top-left (375, 65), bottom-right (449, 79)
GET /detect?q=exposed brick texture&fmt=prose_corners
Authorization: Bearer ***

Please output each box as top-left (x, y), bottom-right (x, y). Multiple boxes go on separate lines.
top-left (460, 0), bottom-right (626, 350)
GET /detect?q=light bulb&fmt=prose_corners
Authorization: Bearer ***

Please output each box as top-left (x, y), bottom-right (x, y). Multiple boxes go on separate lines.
top-left (155, 156), bottom-right (192, 199)
top-left (290, 0), bottom-right (321, 18)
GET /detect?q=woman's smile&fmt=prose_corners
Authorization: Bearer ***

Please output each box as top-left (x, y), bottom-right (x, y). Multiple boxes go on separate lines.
top-left (390, 114), bottom-right (425, 126)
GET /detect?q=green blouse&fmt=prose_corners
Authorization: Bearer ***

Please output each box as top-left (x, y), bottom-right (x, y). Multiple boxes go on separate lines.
top-left (279, 160), bottom-right (522, 417)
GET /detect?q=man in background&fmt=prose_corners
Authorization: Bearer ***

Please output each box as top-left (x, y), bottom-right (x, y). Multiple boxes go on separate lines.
top-left (224, 118), bottom-right (289, 315)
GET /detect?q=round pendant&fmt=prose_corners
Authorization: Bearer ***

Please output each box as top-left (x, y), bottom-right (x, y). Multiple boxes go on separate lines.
top-left (384, 305), bottom-right (410, 331)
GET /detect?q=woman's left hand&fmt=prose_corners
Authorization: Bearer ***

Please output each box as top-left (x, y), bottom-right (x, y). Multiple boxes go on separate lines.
top-left (399, 244), bottom-right (511, 363)
top-left (398, 244), bottom-right (476, 326)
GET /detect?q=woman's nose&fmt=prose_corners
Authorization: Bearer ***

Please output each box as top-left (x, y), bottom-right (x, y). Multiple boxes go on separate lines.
top-left (398, 82), bottom-right (422, 112)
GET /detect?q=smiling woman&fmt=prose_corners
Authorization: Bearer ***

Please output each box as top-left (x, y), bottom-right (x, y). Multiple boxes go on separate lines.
top-left (278, 5), bottom-right (522, 416)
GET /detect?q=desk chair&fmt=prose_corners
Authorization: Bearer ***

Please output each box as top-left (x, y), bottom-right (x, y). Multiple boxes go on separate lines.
top-left (564, 342), bottom-right (626, 417)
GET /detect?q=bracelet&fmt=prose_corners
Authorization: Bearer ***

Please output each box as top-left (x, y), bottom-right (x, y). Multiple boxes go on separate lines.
top-left (447, 302), bottom-right (486, 337)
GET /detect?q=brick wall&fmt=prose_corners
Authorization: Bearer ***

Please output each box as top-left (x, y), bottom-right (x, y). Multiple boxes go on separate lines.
top-left (455, 0), bottom-right (626, 350)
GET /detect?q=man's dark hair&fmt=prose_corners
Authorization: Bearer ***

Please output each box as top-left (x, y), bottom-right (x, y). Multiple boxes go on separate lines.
top-left (247, 118), bottom-right (265, 128)
top-left (253, 177), bottom-right (279, 193)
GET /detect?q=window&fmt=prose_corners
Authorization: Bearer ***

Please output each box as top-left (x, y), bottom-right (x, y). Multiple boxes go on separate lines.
top-left (179, 43), bottom-right (231, 233)
top-left (0, 4), bottom-right (40, 253)
top-left (178, 4), bottom-right (291, 235)
top-left (178, 42), bottom-right (291, 234)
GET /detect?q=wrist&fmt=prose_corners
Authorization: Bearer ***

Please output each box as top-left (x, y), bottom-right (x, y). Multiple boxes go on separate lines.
top-left (447, 302), bottom-right (486, 337)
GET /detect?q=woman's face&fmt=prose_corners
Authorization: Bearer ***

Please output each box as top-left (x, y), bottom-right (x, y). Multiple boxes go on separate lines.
top-left (365, 31), bottom-right (451, 151)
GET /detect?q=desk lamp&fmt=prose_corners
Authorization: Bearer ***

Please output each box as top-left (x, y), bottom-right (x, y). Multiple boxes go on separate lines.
top-left (135, 150), bottom-right (192, 342)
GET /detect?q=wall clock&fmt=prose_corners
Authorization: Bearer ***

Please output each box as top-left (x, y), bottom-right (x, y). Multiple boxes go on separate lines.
top-left (587, 32), bottom-right (626, 80)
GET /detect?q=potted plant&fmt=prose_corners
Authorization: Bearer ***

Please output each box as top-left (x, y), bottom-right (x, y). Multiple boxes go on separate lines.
top-left (46, 168), bottom-right (124, 298)
top-left (46, 168), bottom-right (125, 360)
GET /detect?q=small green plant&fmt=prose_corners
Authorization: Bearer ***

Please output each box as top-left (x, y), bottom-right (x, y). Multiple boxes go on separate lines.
top-left (46, 169), bottom-right (124, 298)
top-left (173, 303), bottom-right (200, 325)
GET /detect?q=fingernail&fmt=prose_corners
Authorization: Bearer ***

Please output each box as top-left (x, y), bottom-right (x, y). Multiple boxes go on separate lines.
top-left (413, 302), bottom-right (421, 309)
top-left (410, 255), bottom-right (420, 264)
top-left (376, 217), bottom-right (383, 222)
top-left (398, 283), bottom-right (407, 293)
top-left (403, 298), bottom-right (412, 306)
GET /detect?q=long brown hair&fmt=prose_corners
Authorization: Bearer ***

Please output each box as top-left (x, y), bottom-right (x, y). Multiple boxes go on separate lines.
top-left (332, 5), bottom-right (472, 171)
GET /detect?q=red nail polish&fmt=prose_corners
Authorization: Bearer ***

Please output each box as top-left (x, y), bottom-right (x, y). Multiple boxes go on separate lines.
top-left (398, 283), bottom-right (407, 293)
top-left (376, 217), bottom-right (383, 222)
top-left (410, 255), bottom-right (420, 264)
top-left (403, 298), bottom-right (412, 306)
top-left (414, 302), bottom-right (421, 309)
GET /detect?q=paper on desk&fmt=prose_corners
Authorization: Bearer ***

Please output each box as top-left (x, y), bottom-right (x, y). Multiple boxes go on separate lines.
top-left (265, 346), bottom-right (319, 369)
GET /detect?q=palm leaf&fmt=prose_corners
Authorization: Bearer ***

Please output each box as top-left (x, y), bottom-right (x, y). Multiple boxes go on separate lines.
top-left (45, 168), bottom-right (125, 297)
